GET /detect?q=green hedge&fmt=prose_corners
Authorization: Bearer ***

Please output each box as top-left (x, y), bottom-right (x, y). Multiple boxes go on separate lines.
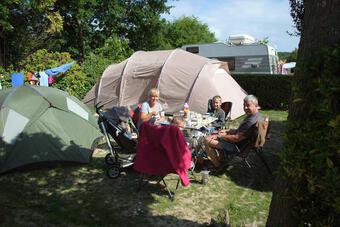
top-left (232, 74), bottom-right (293, 110)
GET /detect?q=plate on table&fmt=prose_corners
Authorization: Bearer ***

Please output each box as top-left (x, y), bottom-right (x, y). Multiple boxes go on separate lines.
top-left (158, 120), bottom-right (170, 125)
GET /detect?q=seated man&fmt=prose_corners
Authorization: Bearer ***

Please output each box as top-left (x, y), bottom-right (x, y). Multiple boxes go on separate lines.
top-left (204, 95), bottom-right (262, 169)
top-left (208, 95), bottom-right (225, 129)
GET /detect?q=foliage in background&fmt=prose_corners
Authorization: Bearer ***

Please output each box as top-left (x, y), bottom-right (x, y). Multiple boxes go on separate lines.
top-left (0, 0), bottom-right (15, 32)
top-left (1, 1), bottom-right (220, 70)
top-left (288, 0), bottom-right (304, 35)
top-left (280, 46), bottom-right (340, 225)
top-left (278, 52), bottom-right (290, 61)
top-left (257, 37), bottom-right (269, 45)
top-left (0, 0), bottom-right (63, 65)
top-left (19, 49), bottom-right (89, 98)
top-left (82, 36), bottom-right (133, 87)
top-left (0, 0), bottom-right (170, 66)
top-left (0, 66), bottom-right (13, 89)
top-left (286, 48), bottom-right (298, 62)
top-left (278, 49), bottom-right (298, 62)
top-left (120, 2), bottom-right (170, 52)
top-left (233, 74), bottom-right (292, 110)
top-left (162, 16), bottom-right (217, 48)
top-left (47, 0), bottom-right (170, 57)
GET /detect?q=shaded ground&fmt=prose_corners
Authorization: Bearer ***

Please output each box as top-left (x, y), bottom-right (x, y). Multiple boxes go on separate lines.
top-left (0, 111), bottom-right (287, 226)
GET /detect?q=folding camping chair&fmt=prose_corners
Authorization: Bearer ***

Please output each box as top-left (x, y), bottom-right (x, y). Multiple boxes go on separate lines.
top-left (129, 103), bottom-right (142, 129)
top-left (207, 99), bottom-right (233, 129)
top-left (207, 99), bottom-right (213, 113)
top-left (216, 116), bottom-right (272, 174)
top-left (237, 116), bottom-right (271, 173)
top-left (221, 101), bottom-right (232, 129)
top-left (134, 122), bottom-right (192, 200)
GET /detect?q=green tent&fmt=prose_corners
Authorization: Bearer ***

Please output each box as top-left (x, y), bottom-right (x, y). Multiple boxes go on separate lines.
top-left (0, 86), bottom-right (101, 174)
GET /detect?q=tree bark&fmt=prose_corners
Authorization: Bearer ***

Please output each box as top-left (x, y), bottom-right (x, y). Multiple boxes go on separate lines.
top-left (266, 177), bottom-right (296, 226)
top-left (266, 0), bottom-right (340, 226)
top-left (290, 0), bottom-right (340, 121)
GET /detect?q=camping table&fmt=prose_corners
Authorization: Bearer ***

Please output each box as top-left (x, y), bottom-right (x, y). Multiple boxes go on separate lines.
top-left (156, 111), bottom-right (217, 130)
top-left (184, 112), bottom-right (217, 130)
top-left (155, 111), bottom-right (218, 148)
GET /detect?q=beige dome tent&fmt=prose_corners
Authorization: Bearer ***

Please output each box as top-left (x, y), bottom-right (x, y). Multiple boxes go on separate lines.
top-left (83, 49), bottom-right (247, 120)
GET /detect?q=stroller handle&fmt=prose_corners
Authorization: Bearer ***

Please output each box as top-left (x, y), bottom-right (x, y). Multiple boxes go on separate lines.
top-left (95, 105), bottom-right (106, 115)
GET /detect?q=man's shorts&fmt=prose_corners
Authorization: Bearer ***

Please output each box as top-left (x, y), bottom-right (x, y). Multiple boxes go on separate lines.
top-left (218, 138), bottom-right (239, 155)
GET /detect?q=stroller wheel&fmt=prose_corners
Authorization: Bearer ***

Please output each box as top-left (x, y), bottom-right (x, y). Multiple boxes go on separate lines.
top-left (105, 153), bottom-right (115, 165)
top-left (106, 165), bottom-right (121, 179)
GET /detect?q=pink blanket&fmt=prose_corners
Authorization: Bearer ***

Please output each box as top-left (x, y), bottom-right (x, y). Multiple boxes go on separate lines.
top-left (133, 122), bottom-right (191, 186)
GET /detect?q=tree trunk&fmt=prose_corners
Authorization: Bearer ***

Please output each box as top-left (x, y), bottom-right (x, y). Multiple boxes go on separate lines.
top-left (266, 0), bottom-right (340, 226)
top-left (289, 0), bottom-right (340, 121)
top-left (266, 177), bottom-right (296, 226)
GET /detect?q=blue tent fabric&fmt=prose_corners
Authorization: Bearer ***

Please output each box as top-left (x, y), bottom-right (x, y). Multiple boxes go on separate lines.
top-left (11, 73), bottom-right (24, 87)
top-left (45, 61), bottom-right (76, 76)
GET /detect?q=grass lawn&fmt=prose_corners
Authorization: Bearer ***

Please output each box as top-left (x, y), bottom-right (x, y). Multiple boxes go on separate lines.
top-left (0, 110), bottom-right (287, 227)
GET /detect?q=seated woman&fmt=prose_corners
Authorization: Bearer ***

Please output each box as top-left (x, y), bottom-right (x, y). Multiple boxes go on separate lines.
top-left (208, 95), bottom-right (225, 129)
top-left (138, 88), bottom-right (164, 127)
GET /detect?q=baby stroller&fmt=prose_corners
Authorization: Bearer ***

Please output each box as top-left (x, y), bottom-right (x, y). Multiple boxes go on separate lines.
top-left (97, 106), bottom-right (139, 179)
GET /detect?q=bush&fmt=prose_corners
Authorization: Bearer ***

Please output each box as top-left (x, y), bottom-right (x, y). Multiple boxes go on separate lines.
top-left (0, 66), bottom-right (14, 89)
top-left (232, 74), bottom-right (293, 110)
top-left (82, 36), bottom-right (133, 88)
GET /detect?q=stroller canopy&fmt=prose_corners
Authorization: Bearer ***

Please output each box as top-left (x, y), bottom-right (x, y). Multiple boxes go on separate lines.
top-left (110, 106), bottom-right (131, 123)
top-left (0, 86), bottom-right (101, 174)
top-left (83, 49), bottom-right (248, 120)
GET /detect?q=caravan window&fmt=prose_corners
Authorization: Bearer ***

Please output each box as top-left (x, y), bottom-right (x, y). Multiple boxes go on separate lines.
top-left (216, 57), bottom-right (235, 71)
top-left (186, 46), bottom-right (199, 54)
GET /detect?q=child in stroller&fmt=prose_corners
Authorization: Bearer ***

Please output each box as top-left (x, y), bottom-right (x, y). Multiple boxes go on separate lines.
top-left (97, 106), bottom-right (139, 179)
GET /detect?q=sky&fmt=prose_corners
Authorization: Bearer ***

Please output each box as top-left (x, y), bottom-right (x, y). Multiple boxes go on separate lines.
top-left (162, 0), bottom-right (300, 52)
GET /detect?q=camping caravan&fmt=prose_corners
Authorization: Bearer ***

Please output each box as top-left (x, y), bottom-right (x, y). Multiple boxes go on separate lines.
top-left (0, 86), bottom-right (101, 174)
top-left (83, 49), bottom-right (248, 120)
top-left (182, 35), bottom-right (279, 74)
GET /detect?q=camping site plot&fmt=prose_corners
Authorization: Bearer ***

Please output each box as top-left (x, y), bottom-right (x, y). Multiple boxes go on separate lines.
top-left (0, 110), bottom-right (287, 227)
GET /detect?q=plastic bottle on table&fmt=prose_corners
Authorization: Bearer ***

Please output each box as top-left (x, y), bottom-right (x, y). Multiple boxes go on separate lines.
top-left (183, 102), bottom-right (191, 126)
top-left (183, 102), bottom-right (190, 118)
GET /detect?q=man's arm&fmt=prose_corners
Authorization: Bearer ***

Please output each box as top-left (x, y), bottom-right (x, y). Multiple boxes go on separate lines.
top-left (218, 131), bottom-right (246, 143)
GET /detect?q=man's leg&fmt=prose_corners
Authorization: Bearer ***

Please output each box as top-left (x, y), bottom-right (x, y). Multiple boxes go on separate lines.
top-left (204, 135), bottom-right (224, 167)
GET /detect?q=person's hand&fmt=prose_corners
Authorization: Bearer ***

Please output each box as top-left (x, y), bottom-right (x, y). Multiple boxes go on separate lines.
top-left (209, 134), bottom-right (218, 140)
top-left (218, 131), bottom-right (227, 137)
